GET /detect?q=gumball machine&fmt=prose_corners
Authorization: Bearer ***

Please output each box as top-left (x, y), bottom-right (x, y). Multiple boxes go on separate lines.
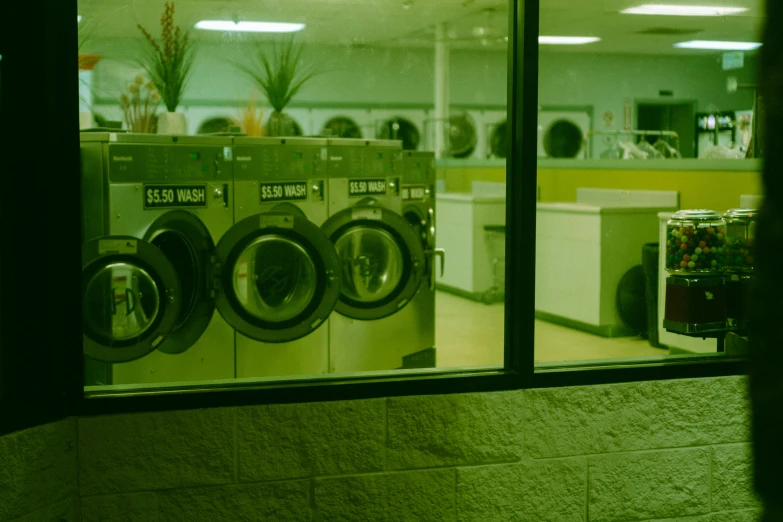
top-left (663, 210), bottom-right (728, 344)
top-left (722, 208), bottom-right (757, 333)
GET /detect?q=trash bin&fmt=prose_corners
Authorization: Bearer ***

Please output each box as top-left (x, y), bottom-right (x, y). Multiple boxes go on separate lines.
top-left (482, 225), bottom-right (506, 304)
top-left (642, 242), bottom-right (662, 348)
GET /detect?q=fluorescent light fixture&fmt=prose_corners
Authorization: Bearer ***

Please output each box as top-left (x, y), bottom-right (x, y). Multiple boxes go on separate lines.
top-left (621, 4), bottom-right (748, 16)
top-left (194, 20), bottom-right (305, 33)
top-left (78, 15), bottom-right (82, 22)
top-left (539, 36), bottom-right (600, 45)
top-left (674, 40), bottom-right (762, 50)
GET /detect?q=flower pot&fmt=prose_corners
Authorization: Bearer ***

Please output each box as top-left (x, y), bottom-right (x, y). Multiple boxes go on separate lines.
top-left (157, 112), bottom-right (188, 135)
top-left (266, 111), bottom-right (295, 137)
top-left (79, 112), bottom-right (94, 130)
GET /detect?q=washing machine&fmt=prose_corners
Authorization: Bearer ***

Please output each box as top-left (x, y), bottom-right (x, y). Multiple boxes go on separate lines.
top-left (399, 151), bottom-right (444, 365)
top-left (537, 109), bottom-right (591, 159)
top-left (310, 109), bottom-right (371, 139)
top-left (231, 137), bottom-right (342, 378)
top-left (323, 139), bottom-right (431, 373)
top-left (80, 132), bottom-right (237, 387)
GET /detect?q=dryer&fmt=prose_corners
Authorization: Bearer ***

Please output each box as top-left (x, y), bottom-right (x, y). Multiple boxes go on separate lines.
top-left (323, 139), bottom-right (430, 373)
top-left (537, 109), bottom-right (591, 159)
top-left (310, 109), bottom-right (371, 139)
top-left (80, 132), bottom-right (236, 387)
top-left (370, 109), bottom-right (429, 151)
top-left (231, 137), bottom-right (342, 378)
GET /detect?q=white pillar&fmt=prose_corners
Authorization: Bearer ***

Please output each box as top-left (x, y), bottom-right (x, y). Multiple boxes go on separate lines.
top-left (434, 23), bottom-right (449, 158)
top-left (79, 69), bottom-right (94, 129)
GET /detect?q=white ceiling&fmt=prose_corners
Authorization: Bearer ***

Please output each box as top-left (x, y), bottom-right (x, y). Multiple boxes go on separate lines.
top-left (77, 0), bottom-right (766, 54)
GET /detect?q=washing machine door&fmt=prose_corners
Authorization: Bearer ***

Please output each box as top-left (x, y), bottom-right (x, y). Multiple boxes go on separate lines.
top-left (322, 204), bottom-right (426, 320)
top-left (82, 236), bottom-right (181, 363)
top-left (214, 212), bottom-right (342, 343)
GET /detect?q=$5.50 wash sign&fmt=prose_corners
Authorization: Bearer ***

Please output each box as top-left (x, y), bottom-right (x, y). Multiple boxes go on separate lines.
top-left (144, 185), bottom-right (208, 209)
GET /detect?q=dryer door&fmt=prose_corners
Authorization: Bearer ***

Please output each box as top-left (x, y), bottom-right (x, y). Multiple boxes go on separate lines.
top-left (82, 236), bottom-right (181, 363)
top-left (322, 205), bottom-right (426, 320)
top-left (214, 212), bottom-right (342, 343)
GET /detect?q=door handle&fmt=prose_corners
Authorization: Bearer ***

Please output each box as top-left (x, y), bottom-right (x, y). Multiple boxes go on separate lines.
top-left (428, 248), bottom-right (445, 291)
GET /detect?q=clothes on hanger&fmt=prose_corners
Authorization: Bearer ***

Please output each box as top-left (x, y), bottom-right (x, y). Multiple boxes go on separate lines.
top-left (637, 140), bottom-right (664, 159)
top-left (653, 138), bottom-right (682, 159)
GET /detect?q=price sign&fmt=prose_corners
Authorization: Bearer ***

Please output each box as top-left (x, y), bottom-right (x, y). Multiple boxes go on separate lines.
top-left (144, 185), bottom-right (207, 209)
top-left (260, 182), bottom-right (308, 202)
top-left (402, 185), bottom-right (426, 201)
top-left (348, 178), bottom-right (386, 197)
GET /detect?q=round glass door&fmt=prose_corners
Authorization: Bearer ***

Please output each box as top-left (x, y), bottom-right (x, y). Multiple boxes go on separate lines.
top-left (335, 226), bottom-right (405, 304)
top-left (232, 235), bottom-right (318, 323)
top-left (215, 213), bottom-right (342, 343)
top-left (322, 205), bottom-right (425, 320)
top-left (82, 237), bottom-right (181, 363)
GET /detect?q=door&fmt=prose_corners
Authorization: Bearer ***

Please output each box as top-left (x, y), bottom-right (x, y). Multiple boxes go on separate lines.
top-left (82, 236), bottom-right (181, 363)
top-left (215, 212), bottom-right (342, 343)
top-left (322, 204), bottom-right (426, 320)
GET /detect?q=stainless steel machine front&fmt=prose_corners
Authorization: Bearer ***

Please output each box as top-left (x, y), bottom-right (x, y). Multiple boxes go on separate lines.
top-left (323, 139), bottom-right (437, 373)
top-left (231, 137), bottom-right (342, 378)
top-left (81, 133), bottom-right (236, 386)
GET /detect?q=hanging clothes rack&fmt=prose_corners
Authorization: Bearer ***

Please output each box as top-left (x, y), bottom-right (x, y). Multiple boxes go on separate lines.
top-left (582, 129), bottom-right (681, 156)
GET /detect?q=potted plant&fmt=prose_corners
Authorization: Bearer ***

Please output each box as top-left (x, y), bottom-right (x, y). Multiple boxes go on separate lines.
top-left (120, 75), bottom-right (160, 133)
top-left (238, 94), bottom-right (266, 137)
top-left (137, 1), bottom-right (194, 135)
top-left (236, 36), bottom-right (319, 137)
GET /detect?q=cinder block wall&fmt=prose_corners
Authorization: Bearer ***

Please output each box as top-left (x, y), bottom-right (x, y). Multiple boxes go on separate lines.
top-left (0, 418), bottom-right (79, 522)
top-left (0, 376), bottom-right (763, 521)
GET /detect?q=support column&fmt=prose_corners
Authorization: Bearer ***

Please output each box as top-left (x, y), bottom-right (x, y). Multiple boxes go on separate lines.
top-left (434, 23), bottom-right (449, 158)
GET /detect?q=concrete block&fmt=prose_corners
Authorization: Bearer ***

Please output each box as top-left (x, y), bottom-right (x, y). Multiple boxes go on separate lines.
top-left (78, 408), bottom-right (235, 495)
top-left (238, 399), bottom-right (385, 481)
top-left (8, 497), bottom-right (80, 522)
top-left (711, 444), bottom-right (761, 512)
top-left (81, 481), bottom-right (311, 522)
top-left (457, 459), bottom-right (586, 521)
top-left (315, 469), bottom-right (455, 521)
top-left (0, 419), bottom-right (78, 521)
top-left (387, 391), bottom-right (524, 469)
top-left (526, 377), bottom-right (749, 458)
top-left (589, 448), bottom-right (710, 522)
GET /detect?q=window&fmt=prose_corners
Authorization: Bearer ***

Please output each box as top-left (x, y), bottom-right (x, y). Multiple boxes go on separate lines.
top-left (531, 0), bottom-right (761, 378)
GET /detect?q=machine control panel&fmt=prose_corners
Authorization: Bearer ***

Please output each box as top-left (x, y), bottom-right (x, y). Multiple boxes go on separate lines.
top-left (108, 144), bottom-right (231, 182)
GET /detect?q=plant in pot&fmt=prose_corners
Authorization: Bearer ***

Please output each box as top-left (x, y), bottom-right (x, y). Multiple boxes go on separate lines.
top-left (236, 36), bottom-right (319, 137)
top-left (120, 75), bottom-right (160, 133)
top-left (137, 1), bottom-right (194, 135)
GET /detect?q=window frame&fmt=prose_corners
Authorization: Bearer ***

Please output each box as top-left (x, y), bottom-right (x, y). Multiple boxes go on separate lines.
top-left (0, 0), bottom-right (748, 428)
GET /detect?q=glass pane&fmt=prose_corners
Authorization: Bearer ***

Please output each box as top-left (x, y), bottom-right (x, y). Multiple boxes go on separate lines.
top-left (78, 0), bottom-right (508, 393)
top-left (534, 0), bottom-right (764, 366)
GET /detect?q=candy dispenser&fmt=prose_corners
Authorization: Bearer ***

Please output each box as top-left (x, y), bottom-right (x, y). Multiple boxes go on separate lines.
top-left (663, 210), bottom-right (728, 336)
top-left (723, 208), bottom-right (757, 333)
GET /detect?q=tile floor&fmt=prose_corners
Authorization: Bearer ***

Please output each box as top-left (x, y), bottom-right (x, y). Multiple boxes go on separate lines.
top-left (435, 291), bottom-right (667, 368)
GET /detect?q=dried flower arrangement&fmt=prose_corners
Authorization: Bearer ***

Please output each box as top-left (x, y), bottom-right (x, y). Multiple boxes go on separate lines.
top-left (238, 95), bottom-right (266, 137)
top-left (137, 1), bottom-right (194, 113)
top-left (235, 36), bottom-right (320, 136)
top-left (120, 75), bottom-right (160, 133)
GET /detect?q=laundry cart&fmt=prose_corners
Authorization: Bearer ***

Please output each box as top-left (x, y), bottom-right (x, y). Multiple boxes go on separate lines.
top-left (483, 225), bottom-right (506, 304)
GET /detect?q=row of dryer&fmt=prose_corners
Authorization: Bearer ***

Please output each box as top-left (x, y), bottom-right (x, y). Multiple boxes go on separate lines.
top-left (80, 133), bottom-right (442, 387)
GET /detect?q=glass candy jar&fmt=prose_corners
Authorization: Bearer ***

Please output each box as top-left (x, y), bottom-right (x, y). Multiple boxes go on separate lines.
top-left (665, 209), bottom-right (727, 274)
top-left (663, 209), bottom-right (727, 336)
top-left (722, 208), bottom-right (757, 333)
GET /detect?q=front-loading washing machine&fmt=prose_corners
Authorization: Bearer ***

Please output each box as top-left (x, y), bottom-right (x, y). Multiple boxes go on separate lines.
top-left (231, 137), bottom-right (342, 378)
top-left (399, 151), bottom-right (444, 367)
top-left (80, 132), bottom-right (237, 387)
top-left (322, 139), bottom-right (430, 373)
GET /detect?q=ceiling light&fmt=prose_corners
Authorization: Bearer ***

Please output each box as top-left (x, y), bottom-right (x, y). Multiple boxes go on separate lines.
top-left (621, 4), bottom-right (747, 16)
top-left (539, 36), bottom-right (600, 45)
top-left (194, 20), bottom-right (305, 33)
top-left (674, 40), bottom-right (762, 50)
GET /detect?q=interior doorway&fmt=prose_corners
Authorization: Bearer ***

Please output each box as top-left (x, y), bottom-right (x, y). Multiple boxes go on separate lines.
top-left (636, 101), bottom-right (696, 158)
